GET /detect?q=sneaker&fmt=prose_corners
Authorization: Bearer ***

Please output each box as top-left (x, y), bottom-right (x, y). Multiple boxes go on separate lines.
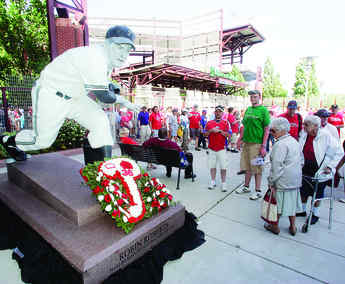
top-left (208, 181), bottom-right (216, 190)
top-left (221, 184), bottom-right (227, 192)
top-left (230, 149), bottom-right (239, 153)
top-left (235, 185), bottom-right (250, 194)
top-left (195, 147), bottom-right (201, 151)
top-left (249, 191), bottom-right (262, 200)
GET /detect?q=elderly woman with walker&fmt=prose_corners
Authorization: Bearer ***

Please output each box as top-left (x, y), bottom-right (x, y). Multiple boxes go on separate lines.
top-left (265, 117), bottom-right (303, 236)
top-left (296, 115), bottom-right (343, 230)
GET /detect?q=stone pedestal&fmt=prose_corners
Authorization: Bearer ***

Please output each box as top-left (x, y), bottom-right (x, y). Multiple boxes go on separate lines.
top-left (0, 153), bottom-right (185, 284)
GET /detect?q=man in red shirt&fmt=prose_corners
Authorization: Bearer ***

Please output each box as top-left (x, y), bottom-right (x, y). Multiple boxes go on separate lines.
top-left (189, 104), bottom-right (202, 151)
top-left (149, 105), bottom-right (163, 137)
top-left (143, 128), bottom-right (195, 179)
top-left (204, 105), bottom-right (230, 192)
top-left (279, 100), bottom-right (303, 141)
top-left (328, 104), bottom-right (344, 137)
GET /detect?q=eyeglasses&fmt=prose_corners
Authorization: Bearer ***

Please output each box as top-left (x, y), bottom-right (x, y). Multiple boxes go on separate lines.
top-left (270, 129), bottom-right (276, 134)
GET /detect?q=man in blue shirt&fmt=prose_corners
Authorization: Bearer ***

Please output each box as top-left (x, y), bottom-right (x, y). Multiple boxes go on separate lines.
top-left (138, 106), bottom-right (151, 143)
top-left (198, 109), bottom-right (208, 149)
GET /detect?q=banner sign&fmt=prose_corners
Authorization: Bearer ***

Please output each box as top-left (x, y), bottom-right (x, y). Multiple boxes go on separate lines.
top-left (210, 67), bottom-right (237, 81)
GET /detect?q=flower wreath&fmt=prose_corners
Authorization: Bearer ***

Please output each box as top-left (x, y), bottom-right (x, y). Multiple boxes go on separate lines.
top-left (80, 157), bottom-right (174, 234)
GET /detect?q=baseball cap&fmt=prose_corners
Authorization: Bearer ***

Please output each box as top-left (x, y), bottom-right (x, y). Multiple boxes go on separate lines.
top-left (287, 100), bottom-right (298, 109)
top-left (314, 109), bottom-right (331, 117)
top-left (331, 104), bottom-right (338, 109)
top-left (215, 105), bottom-right (224, 111)
top-left (105, 25), bottom-right (136, 50)
top-left (248, 90), bottom-right (260, 95)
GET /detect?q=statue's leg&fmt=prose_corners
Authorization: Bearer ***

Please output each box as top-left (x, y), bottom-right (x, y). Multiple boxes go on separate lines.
top-left (71, 96), bottom-right (114, 164)
top-left (15, 85), bottom-right (67, 153)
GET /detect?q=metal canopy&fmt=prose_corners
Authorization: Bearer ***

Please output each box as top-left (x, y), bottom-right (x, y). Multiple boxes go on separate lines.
top-left (221, 25), bottom-right (265, 65)
top-left (115, 63), bottom-right (246, 95)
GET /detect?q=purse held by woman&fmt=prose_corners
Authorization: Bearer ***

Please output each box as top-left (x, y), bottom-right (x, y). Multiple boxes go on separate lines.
top-left (261, 188), bottom-right (278, 225)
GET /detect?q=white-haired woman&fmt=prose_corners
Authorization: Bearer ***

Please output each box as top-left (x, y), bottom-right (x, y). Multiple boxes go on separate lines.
top-left (265, 117), bottom-right (303, 235)
top-left (297, 115), bottom-right (343, 225)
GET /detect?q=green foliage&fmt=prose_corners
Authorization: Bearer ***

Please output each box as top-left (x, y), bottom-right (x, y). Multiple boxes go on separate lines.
top-left (262, 57), bottom-right (287, 98)
top-left (293, 58), bottom-right (319, 98)
top-left (50, 119), bottom-right (86, 151)
top-left (0, 0), bottom-right (50, 84)
top-left (228, 65), bottom-right (246, 96)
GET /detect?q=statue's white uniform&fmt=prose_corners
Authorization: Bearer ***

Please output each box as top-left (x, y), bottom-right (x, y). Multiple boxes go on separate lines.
top-left (16, 45), bottom-right (114, 151)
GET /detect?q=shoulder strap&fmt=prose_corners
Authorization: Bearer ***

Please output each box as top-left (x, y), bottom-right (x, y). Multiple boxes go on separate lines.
top-left (297, 113), bottom-right (302, 133)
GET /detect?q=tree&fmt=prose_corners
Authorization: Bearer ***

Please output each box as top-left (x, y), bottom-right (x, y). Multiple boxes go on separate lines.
top-left (0, 0), bottom-right (49, 84)
top-left (262, 57), bottom-right (287, 98)
top-left (228, 64), bottom-right (246, 96)
top-left (293, 58), bottom-right (319, 98)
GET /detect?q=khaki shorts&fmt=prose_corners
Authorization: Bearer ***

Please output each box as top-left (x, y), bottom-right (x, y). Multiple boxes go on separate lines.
top-left (240, 143), bottom-right (263, 174)
top-left (208, 149), bottom-right (228, 170)
top-left (230, 133), bottom-right (239, 144)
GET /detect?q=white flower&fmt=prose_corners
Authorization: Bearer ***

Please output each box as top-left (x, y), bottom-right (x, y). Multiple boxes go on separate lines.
top-left (145, 182), bottom-right (149, 186)
top-left (147, 197), bottom-right (152, 202)
top-left (123, 216), bottom-right (128, 223)
top-left (160, 200), bottom-right (164, 206)
top-left (156, 191), bottom-right (160, 196)
top-left (98, 195), bottom-right (104, 202)
top-left (108, 185), bottom-right (115, 192)
top-left (105, 205), bottom-right (112, 212)
top-left (96, 176), bottom-right (101, 182)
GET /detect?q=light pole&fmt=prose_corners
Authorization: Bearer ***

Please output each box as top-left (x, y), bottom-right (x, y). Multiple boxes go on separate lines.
top-left (302, 56), bottom-right (315, 110)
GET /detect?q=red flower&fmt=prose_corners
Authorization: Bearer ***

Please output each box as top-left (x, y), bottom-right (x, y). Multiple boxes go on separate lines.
top-left (159, 192), bottom-right (166, 198)
top-left (122, 193), bottom-right (128, 199)
top-left (82, 175), bottom-right (88, 182)
top-left (120, 160), bottom-right (133, 169)
top-left (112, 210), bottom-right (120, 217)
top-left (93, 186), bottom-right (101, 195)
top-left (118, 199), bottom-right (124, 206)
top-left (143, 173), bottom-right (149, 177)
top-left (104, 194), bottom-right (112, 203)
top-left (144, 187), bottom-right (150, 193)
top-left (151, 199), bottom-right (160, 208)
top-left (101, 179), bottom-right (110, 187)
top-left (162, 203), bottom-right (168, 208)
top-left (128, 217), bottom-right (136, 224)
top-left (100, 187), bottom-right (104, 193)
top-left (168, 194), bottom-right (173, 201)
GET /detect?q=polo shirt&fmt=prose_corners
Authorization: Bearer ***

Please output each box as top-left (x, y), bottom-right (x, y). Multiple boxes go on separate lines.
top-left (205, 119), bottom-right (229, 151)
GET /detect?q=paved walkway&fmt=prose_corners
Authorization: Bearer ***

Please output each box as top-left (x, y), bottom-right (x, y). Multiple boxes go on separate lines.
top-left (1, 146), bottom-right (345, 284)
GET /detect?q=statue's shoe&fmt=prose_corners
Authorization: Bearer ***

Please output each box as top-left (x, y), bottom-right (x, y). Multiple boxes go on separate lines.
top-left (0, 135), bottom-right (27, 161)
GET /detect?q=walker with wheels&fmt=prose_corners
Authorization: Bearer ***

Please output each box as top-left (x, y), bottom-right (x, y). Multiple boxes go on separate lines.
top-left (301, 170), bottom-right (335, 233)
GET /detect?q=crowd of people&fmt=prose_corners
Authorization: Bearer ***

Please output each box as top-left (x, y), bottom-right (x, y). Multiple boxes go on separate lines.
top-left (116, 91), bottom-right (345, 237)
top-left (0, 106), bottom-right (32, 132)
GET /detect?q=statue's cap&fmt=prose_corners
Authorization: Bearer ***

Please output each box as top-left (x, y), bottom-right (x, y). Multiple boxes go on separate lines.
top-left (105, 25), bottom-right (135, 50)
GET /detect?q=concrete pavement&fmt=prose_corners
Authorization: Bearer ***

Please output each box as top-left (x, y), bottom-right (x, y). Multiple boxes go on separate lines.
top-left (1, 146), bottom-right (345, 284)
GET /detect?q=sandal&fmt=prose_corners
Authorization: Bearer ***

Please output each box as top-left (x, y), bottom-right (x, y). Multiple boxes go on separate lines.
top-left (264, 223), bottom-right (280, 235)
top-left (289, 226), bottom-right (297, 236)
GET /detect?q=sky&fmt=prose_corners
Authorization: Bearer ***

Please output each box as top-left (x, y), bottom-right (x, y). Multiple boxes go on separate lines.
top-left (86, 0), bottom-right (345, 94)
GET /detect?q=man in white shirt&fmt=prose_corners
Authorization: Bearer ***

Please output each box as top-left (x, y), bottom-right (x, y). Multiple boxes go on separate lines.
top-left (314, 109), bottom-right (339, 140)
top-left (1, 25), bottom-right (140, 163)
